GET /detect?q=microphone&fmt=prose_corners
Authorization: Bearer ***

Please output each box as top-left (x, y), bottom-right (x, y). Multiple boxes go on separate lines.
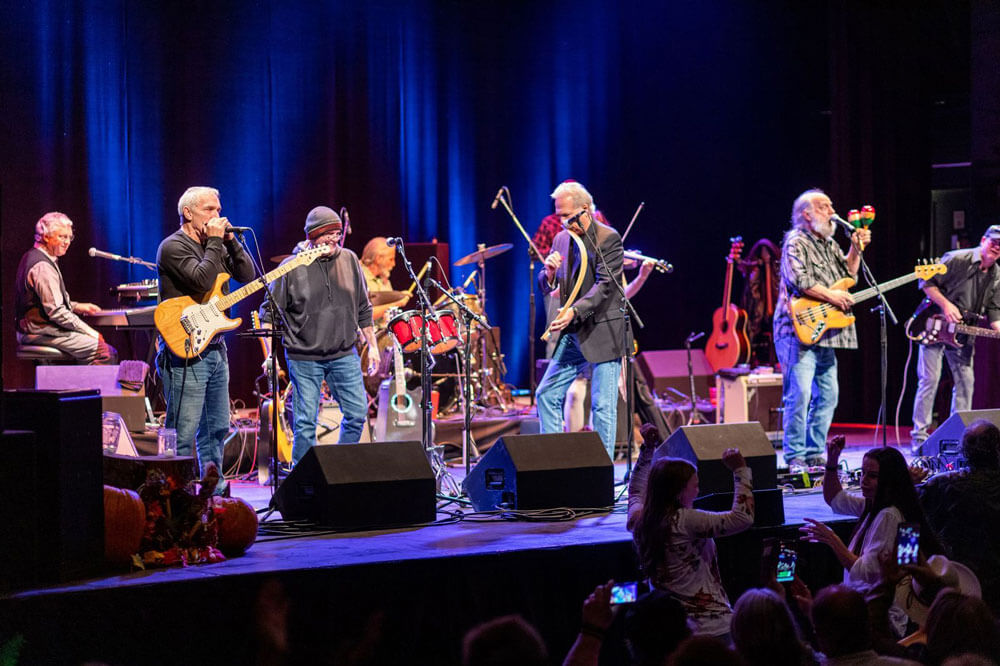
top-left (89, 247), bottom-right (124, 261)
top-left (490, 187), bottom-right (504, 210)
top-left (385, 237), bottom-right (403, 248)
top-left (225, 226), bottom-right (252, 233)
top-left (830, 214), bottom-right (855, 234)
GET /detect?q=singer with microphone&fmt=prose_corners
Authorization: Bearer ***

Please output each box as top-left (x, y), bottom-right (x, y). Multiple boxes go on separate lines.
top-left (259, 206), bottom-right (379, 467)
top-left (772, 189), bottom-right (871, 473)
top-left (14, 211), bottom-right (117, 364)
top-left (155, 186), bottom-right (255, 496)
top-left (536, 181), bottom-right (628, 461)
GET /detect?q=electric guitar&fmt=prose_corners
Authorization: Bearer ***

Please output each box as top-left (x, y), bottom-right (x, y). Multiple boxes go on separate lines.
top-left (905, 298), bottom-right (1000, 349)
top-left (705, 237), bottom-right (751, 371)
top-left (155, 244), bottom-right (331, 359)
top-left (790, 263), bottom-right (946, 345)
top-left (251, 311), bottom-right (291, 464)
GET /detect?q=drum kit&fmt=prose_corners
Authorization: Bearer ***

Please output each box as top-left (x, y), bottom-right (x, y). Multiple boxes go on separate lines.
top-left (372, 242), bottom-right (513, 414)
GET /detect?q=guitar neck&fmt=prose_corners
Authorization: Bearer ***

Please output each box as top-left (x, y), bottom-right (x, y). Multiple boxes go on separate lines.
top-left (721, 260), bottom-right (734, 309)
top-left (852, 273), bottom-right (921, 305)
top-left (956, 323), bottom-right (1000, 339)
top-left (216, 256), bottom-right (311, 310)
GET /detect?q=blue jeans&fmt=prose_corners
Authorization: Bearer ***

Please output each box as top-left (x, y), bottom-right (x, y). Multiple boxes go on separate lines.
top-left (536, 333), bottom-right (619, 459)
top-left (157, 341), bottom-right (232, 494)
top-left (286, 350), bottom-right (368, 466)
top-left (911, 343), bottom-right (975, 443)
top-left (775, 336), bottom-right (838, 463)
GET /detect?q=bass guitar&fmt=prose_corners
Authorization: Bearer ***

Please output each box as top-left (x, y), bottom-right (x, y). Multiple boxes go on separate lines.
top-left (905, 298), bottom-right (1000, 349)
top-left (705, 237), bottom-right (750, 371)
top-left (155, 244), bottom-right (331, 359)
top-left (790, 262), bottom-right (946, 345)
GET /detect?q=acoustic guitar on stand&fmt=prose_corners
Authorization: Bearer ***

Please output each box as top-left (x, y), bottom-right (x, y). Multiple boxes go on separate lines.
top-left (705, 237), bottom-right (751, 372)
top-left (250, 311), bottom-right (292, 465)
top-left (905, 298), bottom-right (1000, 349)
top-left (155, 244), bottom-right (331, 359)
top-left (790, 262), bottom-right (946, 345)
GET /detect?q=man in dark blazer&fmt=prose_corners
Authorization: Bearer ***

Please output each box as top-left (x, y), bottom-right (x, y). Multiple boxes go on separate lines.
top-left (536, 181), bottom-right (628, 459)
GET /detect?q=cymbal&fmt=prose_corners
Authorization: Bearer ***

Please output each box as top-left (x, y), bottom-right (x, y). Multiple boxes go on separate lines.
top-left (270, 254), bottom-right (292, 264)
top-left (369, 290), bottom-right (410, 305)
top-left (454, 243), bottom-right (513, 266)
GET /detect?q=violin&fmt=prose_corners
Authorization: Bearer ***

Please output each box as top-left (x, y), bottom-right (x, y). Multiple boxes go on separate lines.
top-left (623, 250), bottom-right (673, 273)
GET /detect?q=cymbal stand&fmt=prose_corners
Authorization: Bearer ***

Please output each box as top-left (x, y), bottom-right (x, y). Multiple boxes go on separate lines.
top-left (430, 277), bottom-right (491, 475)
top-left (393, 241), bottom-right (460, 496)
top-left (472, 247), bottom-right (509, 411)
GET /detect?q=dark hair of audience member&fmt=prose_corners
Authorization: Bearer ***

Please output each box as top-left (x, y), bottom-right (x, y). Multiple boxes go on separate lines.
top-left (962, 420), bottom-right (1000, 471)
top-left (850, 446), bottom-right (942, 556)
top-left (810, 585), bottom-right (870, 657)
top-left (666, 636), bottom-right (747, 666)
top-left (731, 588), bottom-right (811, 666)
top-left (461, 614), bottom-right (548, 666)
top-left (624, 589), bottom-right (693, 666)
top-left (924, 590), bottom-right (1000, 666)
top-left (633, 458), bottom-right (697, 577)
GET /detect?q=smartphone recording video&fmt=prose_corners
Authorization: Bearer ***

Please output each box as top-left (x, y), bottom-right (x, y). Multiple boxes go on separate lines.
top-left (896, 523), bottom-right (920, 566)
top-left (610, 582), bottom-right (638, 605)
top-left (776, 543), bottom-right (797, 583)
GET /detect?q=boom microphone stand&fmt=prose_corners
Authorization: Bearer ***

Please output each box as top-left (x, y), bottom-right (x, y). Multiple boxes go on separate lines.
top-left (391, 239), bottom-right (460, 495)
top-left (428, 277), bottom-right (491, 475)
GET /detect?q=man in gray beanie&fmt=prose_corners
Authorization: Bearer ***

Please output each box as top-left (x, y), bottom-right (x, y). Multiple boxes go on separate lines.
top-left (261, 206), bottom-right (379, 465)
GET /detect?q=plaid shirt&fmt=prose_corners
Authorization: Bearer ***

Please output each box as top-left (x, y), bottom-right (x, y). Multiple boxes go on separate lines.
top-left (773, 227), bottom-right (858, 349)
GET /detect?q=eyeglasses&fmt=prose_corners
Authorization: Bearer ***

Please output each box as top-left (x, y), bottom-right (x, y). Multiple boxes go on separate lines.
top-left (52, 233), bottom-right (74, 242)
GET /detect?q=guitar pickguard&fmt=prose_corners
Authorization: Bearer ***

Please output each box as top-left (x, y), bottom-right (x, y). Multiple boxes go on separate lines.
top-left (180, 299), bottom-right (228, 352)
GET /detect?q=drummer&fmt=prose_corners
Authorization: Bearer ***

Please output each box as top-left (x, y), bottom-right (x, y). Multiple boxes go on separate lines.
top-left (361, 237), bottom-right (410, 325)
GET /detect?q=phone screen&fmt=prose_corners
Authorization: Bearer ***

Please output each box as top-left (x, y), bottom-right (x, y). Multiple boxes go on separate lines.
top-left (610, 582), bottom-right (638, 605)
top-left (896, 523), bottom-right (920, 566)
top-left (776, 544), bottom-right (797, 583)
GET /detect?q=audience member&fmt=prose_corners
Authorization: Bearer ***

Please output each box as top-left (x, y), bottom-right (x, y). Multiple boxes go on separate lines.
top-left (918, 419), bottom-right (1000, 612)
top-left (923, 590), bottom-right (1000, 666)
top-left (461, 614), bottom-right (548, 666)
top-left (563, 580), bottom-right (616, 666)
top-left (731, 588), bottom-right (817, 666)
top-left (628, 425), bottom-right (754, 640)
top-left (666, 636), bottom-right (747, 666)
top-left (810, 585), bottom-right (921, 665)
top-left (801, 438), bottom-right (940, 591)
top-left (624, 589), bottom-right (693, 666)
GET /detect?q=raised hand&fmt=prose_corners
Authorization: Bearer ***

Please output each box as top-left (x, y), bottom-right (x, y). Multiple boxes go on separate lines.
top-left (826, 434), bottom-right (846, 464)
top-left (721, 447), bottom-right (746, 471)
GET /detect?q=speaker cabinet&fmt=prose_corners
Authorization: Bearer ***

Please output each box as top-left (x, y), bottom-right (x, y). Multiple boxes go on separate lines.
top-left (636, 349), bottom-right (714, 400)
top-left (922, 409), bottom-right (1000, 458)
top-left (656, 422), bottom-right (782, 526)
top-left (35, 365), bottom-right (147, 432)
top-left (462, 432), bottom-right (614, 511)
top-left (273, 441), bottom-right (435, 529)
top-left (1, 390), bottom-right (104, 588)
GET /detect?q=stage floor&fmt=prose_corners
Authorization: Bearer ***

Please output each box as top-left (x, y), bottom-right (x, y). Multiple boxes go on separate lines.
top-left (12, 423), bottom-right (906, 601)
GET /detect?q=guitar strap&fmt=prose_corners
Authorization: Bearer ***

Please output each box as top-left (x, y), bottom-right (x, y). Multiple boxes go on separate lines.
top-left (969, 265), bottom-right (993, 322)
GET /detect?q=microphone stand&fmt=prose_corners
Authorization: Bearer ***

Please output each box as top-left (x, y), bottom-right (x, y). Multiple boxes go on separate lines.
top-left (428, 277), bottom-right (491, 476)
top-left (393, 241), bottom-right (460, 495)
top-left (230, 230), bottom-right (291, 509)
top-left (575, 221), bottom-right (645, 489)
top-left (685, 331), bottom-right (706, 425)
top-left (492, 188), bottom-right (545, 405)
top-left (840, 225), bottom-right (895, 448)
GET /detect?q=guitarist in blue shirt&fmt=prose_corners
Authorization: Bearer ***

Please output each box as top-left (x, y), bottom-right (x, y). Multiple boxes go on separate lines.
top-left (911, 225), bottom-right (1000, 453)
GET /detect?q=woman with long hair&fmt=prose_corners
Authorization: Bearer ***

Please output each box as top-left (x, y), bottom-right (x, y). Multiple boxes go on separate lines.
top-left (801, 436), bottom-right (941, 589)
top-left (628, 426), bottom-right (754, 640)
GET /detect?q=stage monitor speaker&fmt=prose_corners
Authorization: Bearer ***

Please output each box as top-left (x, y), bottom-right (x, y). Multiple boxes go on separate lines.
top-left (636, 349), bottom-right (714, 400)
top-left (462, 432), bottom-right (614, 511)
top-left (272, 441), bottom-right (436, 529)
top-left (36, 365), bottom-right (146, 432)
top-left (922, 409), bottom-right (1000, 458)
top-left (1, 390), bottom-right (104, 589)
top-left (656, 422), bottom-right (782, 526)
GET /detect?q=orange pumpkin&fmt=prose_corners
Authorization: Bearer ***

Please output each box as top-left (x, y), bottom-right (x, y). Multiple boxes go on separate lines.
top-left (215, 496), bottom-right (259, 555)
top-left (103, 485), bottom-right (145, 566)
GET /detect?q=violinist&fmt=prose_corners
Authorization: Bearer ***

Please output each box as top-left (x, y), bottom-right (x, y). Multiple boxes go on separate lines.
top-left (536, 181), bottom-right (629, 460)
